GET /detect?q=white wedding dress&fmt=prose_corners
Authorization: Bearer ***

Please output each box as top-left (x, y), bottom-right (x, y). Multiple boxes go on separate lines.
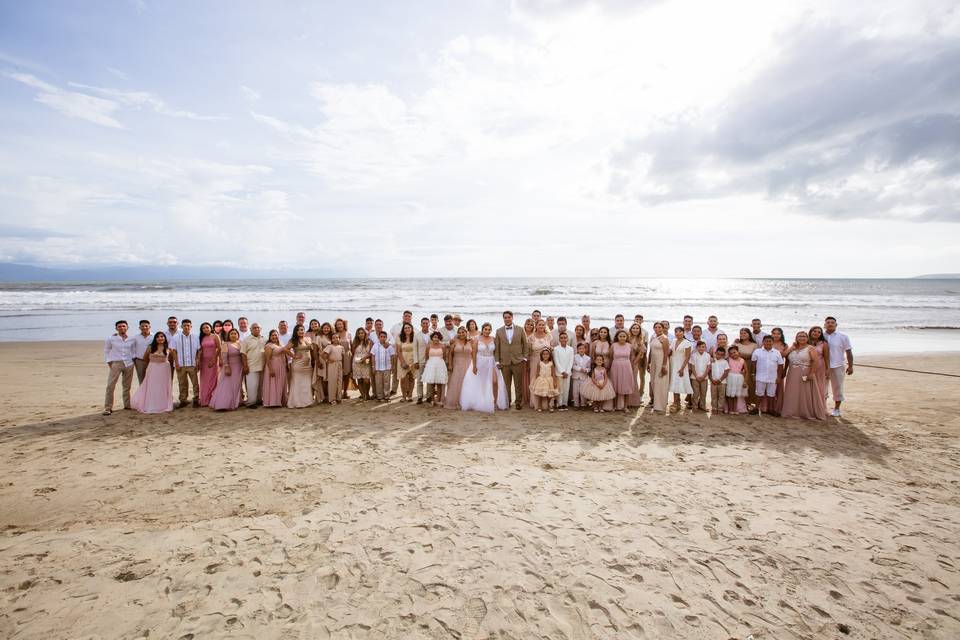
top-left (459, 338), bottom-right (509, 413)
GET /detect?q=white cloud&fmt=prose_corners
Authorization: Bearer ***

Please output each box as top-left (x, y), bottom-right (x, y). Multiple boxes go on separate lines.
top-left (5, 72), bottom-right (126, 129)
top-left (69, 83), bottom-right (226, 121)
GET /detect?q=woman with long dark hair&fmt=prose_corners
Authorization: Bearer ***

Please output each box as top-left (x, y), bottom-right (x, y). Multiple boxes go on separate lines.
top-left (131, 332), bottom-right (175, 413)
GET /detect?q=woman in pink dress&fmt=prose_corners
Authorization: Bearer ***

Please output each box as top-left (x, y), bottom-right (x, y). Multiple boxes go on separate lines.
top-left (807, 325), bottom-right (830, 401)
top-left (444, 327), bottom-right (473, 409)
top-left (210, 329), bottom-right (247, 411)
top-left (781, 331), bottom-right (827, 420)
top-left (527, 319), bottom-right (553, 408)
top-left (334, 318), bottom-right (352, 400)
top-left (197, 322), bottom-right (221, 407)
top-left (609, 330), bottom-right (639, 411)
top-left (590, 326), bottom-right (612, 371)
top-left (261, 330), bottom-right (290, 408)
top-left (131, 332), bottom-right (175, 413)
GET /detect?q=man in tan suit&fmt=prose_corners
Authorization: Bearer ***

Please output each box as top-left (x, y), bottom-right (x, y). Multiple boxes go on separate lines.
top-left (494, 310), bottom-right (529, 409)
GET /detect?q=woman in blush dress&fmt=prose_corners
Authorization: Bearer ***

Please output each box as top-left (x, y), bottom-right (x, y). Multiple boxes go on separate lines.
top-left (807, 325), bottom-right (830, 401)
top-left (261, 330), bottom-right (290, 408)
top-left (465, 319), bottom-right (480, 342)
top-left (647, 322), bottom-right (671, 414)
top-left (210, 329), bottom-right (247, 411)
top-left (131, 331), bottom-right (175, 413)
top-left (221, 320), bottom-right (235, 343)
top-left (527, 320), bottom-right (553, 408)
top-left (352, 327), bottom-right (373, 402)
top-left (212, 320), bottom-right (224, 343)
top-left (521, 318), bottom-right (535, 407)
top-left (198, 322), bottom-right (221, 407)
top-left (609, 330), bottom-right (639, 412)
top-left (574, 324), bottom-right (589, 353)
top-left (627, 323), bottom-right (646, 407)
top-left (322, 332), bottom-right (345, 404)
top-left (590, 326), bottom-right (612, 371)
top-left (396, 322), bottom-right (417, 402)
top-left (313, 322), bottom-right (333, 403)
top-left (734, 328), bottom-right (758, 411)
top-left (781, 330), bottom-right (827, 420)
top-left (287, 324), bottom-right (314, 408)
top-left (460, 323), bottom-right (508, 413)
top-left (334, 318), bottom-right (352, 400)
top-left (444, 327), bottom-right (473, 409)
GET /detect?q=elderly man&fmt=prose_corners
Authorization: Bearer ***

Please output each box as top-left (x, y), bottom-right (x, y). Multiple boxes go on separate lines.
top-left (242, 323), bottom-right (267, 407)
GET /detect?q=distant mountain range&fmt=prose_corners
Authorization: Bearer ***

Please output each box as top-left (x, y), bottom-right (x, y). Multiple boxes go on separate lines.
top-left (0, 263), bottom-right (341, 282)
top-left (912, 273), bottom-right (960, 279)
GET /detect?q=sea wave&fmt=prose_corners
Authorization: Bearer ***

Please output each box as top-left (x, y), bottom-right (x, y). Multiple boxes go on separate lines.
top-left (895, 325), bottom-right (960, 330)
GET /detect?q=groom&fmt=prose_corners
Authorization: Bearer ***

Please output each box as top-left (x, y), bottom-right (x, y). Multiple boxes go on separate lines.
top-left (495, 310), bottom-right (528, 410)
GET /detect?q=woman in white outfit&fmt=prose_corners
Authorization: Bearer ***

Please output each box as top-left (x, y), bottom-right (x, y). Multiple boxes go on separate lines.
top-left (459, 322), bottom-right (508, 413)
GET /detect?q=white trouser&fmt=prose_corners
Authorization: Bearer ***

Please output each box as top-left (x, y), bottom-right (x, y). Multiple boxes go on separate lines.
top-left (245, 370), bottom-right (262, 405)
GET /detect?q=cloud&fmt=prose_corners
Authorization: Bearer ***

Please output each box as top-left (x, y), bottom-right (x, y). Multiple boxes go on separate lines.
top-left (4, 72), bottom-right (126, 129)
top-left (240, 85), bottom-right (260, 102)
top-left (605, 21), bottom-right (960, 222)
top-left (69, 83), bottom-right (226, 121)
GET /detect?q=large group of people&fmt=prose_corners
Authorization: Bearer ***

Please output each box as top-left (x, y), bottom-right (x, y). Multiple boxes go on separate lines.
top-left (103, 309), bottom-right (854, 421)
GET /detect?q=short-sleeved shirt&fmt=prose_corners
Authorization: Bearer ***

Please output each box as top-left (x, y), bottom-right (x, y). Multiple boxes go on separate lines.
top-left (170, 332), bottom-right (201, 367)
top-left (824, 331), bottom-right (852, 369)
top-left (690, 351), bottom-right (711, 377)
top-left (371, 342), bottom-right (395, 371)
top-left (751, 347), bottom-right (785, 383)
top-left (132, 332), bottom-right (153, 360)
top-left (711, 358), bottom-right (730, 380)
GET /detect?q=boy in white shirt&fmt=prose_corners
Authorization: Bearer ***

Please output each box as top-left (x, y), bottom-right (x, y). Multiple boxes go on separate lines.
top-left (688, 341), bottom-right (712, 411)
top-left (552, 332), bottom-right (575, 411)
top-left (752, 335), bottom-right (784, 415)
top-left (710, 346), bottom-right (730, 414)
top-left (571, 343), bottom-right (592, 408)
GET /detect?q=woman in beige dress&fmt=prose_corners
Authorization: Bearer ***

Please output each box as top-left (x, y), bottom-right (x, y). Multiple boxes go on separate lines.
top-left (352, 327), bottom-right (373, 401)
top-left (287, 325), bottom-right (314, 408)
top-left (646, 322), bottom-right (671, 414)
top-left (734, 328), bottom-right (758, 411)
top-left (334, 318), bottom-right (352, 400)
top-left (627, 322), bottom-right (646, 407)
top-left (444, 327), bottom-right (473, 409)
top-left (313, 322), bottom-right (333, 403)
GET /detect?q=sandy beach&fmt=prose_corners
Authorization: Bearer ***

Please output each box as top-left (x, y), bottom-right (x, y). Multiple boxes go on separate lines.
top-left (1, 341), bottom-right (958, 639)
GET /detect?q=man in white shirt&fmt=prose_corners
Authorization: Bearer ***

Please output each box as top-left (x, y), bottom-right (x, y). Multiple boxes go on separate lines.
top-left (277, 321), bottom-right (291, 346)
top-left (171, 319), bottom-right (201, 408)
top-left (751, 335), bottom-right (784, 415)
top-left (103, 320), bottom-right (136, 415)
top-left (391, 310), bottom-right (414, 344)
top-left (295, 311), bottom-right (306, 328)
top-left (546, 316), bottom-right (555, 333)
top-left (550, 316), bottom-right (576, 348)
top-left (452, 314), bottom-right (462, 329)
top-left (131, 319), bottom-right (153, 383)
top-left (703, 315), bottom-right (722, 353)
top-left (241, 323), bottom-right (267, 407)
top-left (823, 316), bottom-right (854, 417)
top-left (682, 315), bottom-right (695, 343)
top-left (237, 316), bottom-right (251, 342)
top-left (414, 317), bottom-right (431, 404)
top-left (552, 332), bottom-right (574, 410)
top-left (163, 316), bottom-right (179, 345)
top-left (612, 314), bottom-right (627, 339)
top-left (371, 331), bottom-right (396, 401)
top-left (750, 318), bottom-right (768, 346)
top-left (441, 314), bottom-right (457, 342)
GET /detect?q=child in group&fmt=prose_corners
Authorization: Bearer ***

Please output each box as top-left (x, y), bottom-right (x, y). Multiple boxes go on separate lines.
top-left (725, 345), bottom-right (748, 414)
top-left (710, 346), bottom-right (730, 414)
top-left (688, 340), bottom-right (711, 411)
top-left (530, 348), bottom-right (560, 412)
top-left (580, 354), bottom-right (616, 412)
top-left (322, 333), bottom-right (345, 404)
top-left (552, 332), bottom-right (574, 411)
top-left (752, 334), bottom-right (785, 416)
top-left (571, 343), bottom-right (592, 409)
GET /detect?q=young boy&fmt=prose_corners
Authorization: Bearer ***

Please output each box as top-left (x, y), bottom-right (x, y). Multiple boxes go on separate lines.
top-left (752, 335), bottom-right (784, 415)
top-left (371, 331), bottom-right (396, 402)
top-left (552, 331), bottom-right (574, 410)
top-left (571, 342), bottom-right (592, 408)
top-left (710, 346), bottom-right (730, 414)
top-left (688, 340), bottom-right (711, 411)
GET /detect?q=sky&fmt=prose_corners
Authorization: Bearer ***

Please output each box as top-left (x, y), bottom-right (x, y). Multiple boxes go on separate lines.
top-left (0, 0), bottom-right (958, 277)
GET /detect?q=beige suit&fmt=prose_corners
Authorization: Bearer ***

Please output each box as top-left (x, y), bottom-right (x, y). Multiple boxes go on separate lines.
top-left (495, 325), bottom-right (529, 408)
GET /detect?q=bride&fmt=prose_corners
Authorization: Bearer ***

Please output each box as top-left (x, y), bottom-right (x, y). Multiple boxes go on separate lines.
top-left (460, 322), bottom-right (508, 413)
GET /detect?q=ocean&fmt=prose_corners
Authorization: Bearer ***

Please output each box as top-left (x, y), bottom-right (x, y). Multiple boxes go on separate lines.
top-left (1, 278), bottom-right (957, 353)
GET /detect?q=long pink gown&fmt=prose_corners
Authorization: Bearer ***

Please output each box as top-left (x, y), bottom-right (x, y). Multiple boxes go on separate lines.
top-left (780, 348), bottom-right (826, 420)
top-left (210, 343), bottom-right (243, 410)
top-left (444, 340), bottom-right (472, 409)
top-left (198, 335), bottom-right (219, 407)
top-left (261, 345), bottom-right (288, 407)
top-left (131, 352), bottom-right (173, 413)
top-left (609, 342), bottom-right (638, 397)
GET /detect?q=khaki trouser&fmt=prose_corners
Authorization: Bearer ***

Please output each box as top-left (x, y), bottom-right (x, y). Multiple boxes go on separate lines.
top-left (245, 370), bottom-right (262, 406)
top-left (176, 366), bottom-right (200, 405)
top-left (373, 370), bottom-right (390, 400)
top-left (499, 362), bottom-right (525, 408)
top-left (105, 361), bottom-right (134, 410)
top-left (710, 379), bottom-right (723, 413)
top-left (134, 358), bottom-right (148, 384)
top-left (691, 377), bottom-right (708, 411)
